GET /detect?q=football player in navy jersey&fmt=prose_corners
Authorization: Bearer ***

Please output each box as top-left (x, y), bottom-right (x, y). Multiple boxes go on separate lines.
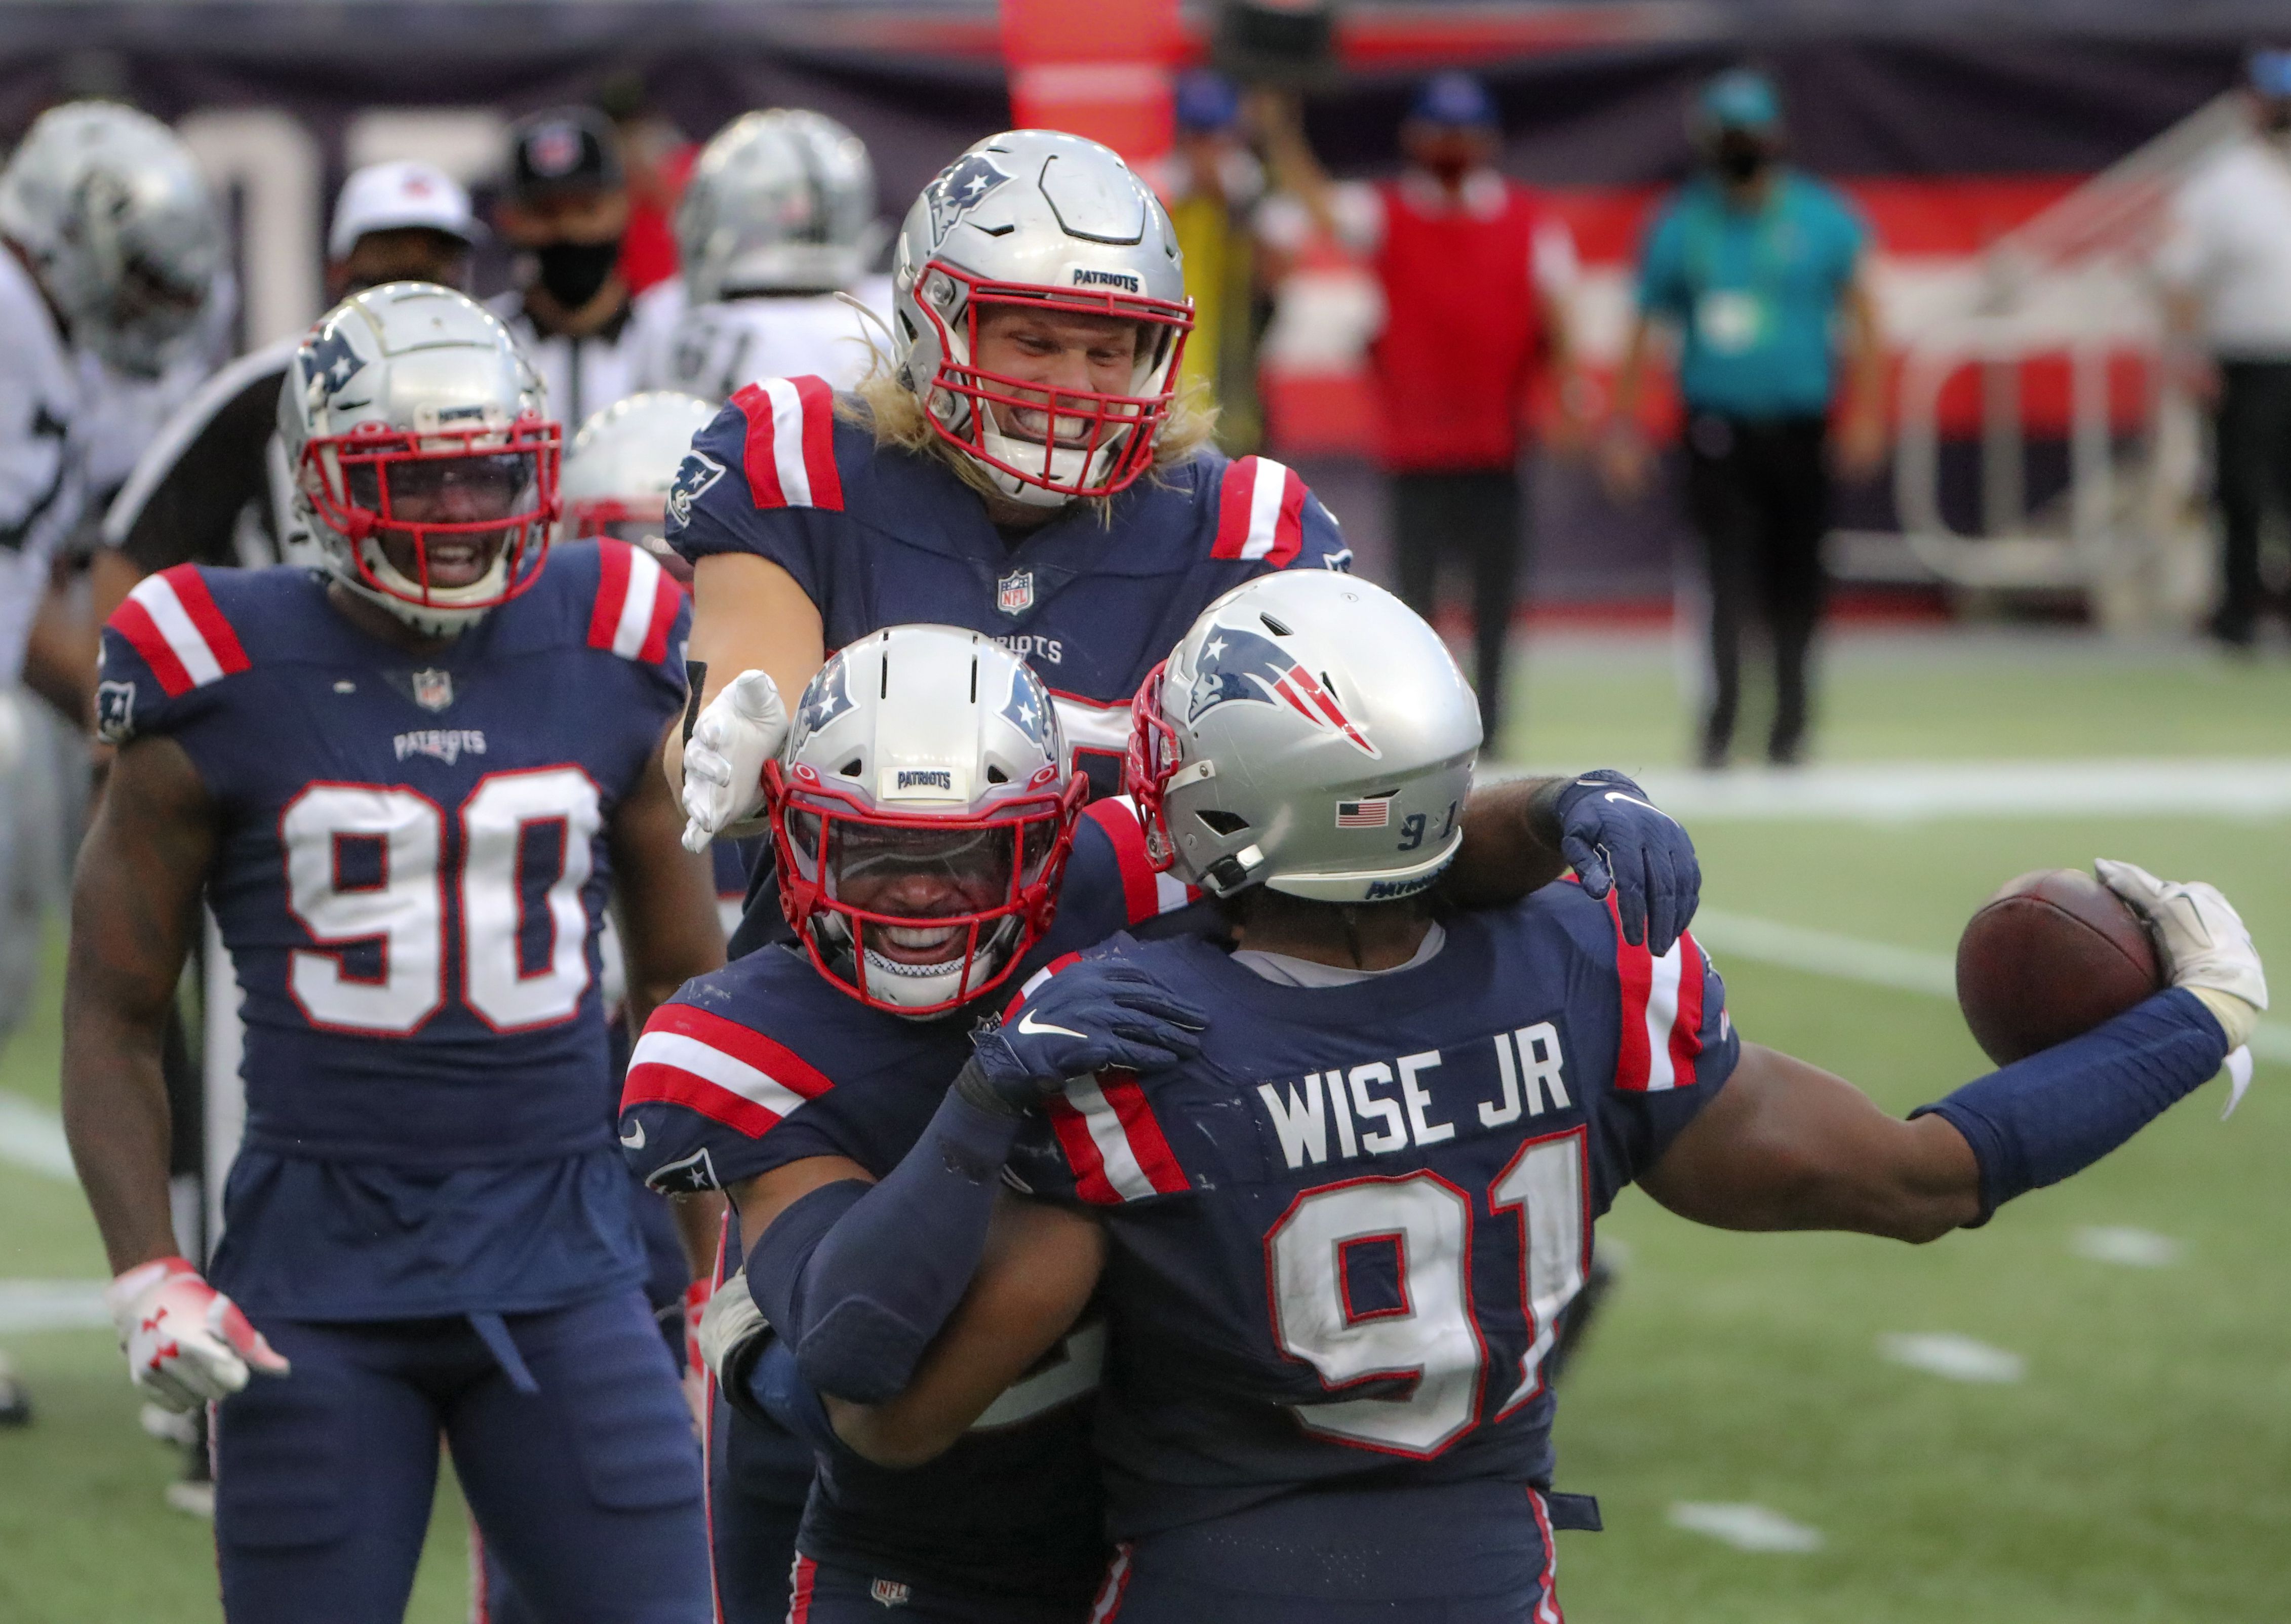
top-left (61, 284), bottom-right (723, 1623)
top-left (618, 620), bottom-right (1707, 1622)
top-left (665, 129), bottom-right (1355, 942)
top-left (766, 573), bottom-right (2265, 1623)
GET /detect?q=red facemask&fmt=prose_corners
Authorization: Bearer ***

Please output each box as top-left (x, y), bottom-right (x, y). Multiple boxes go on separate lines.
top-left (303, 417), bottom-right (561, 613)
top-left (766, 757), bottom-right (1087, 1016)
top-left (912, 261), bottom-right (1194, 501)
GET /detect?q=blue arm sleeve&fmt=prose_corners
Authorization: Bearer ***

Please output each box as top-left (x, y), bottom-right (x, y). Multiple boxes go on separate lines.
top-left (742, 1334), bottom-right (840, 1455)
top-left (744, 1078), bottom-right (1023, 1403)
top-left (1912, 988), bottom-right (2229, 1222)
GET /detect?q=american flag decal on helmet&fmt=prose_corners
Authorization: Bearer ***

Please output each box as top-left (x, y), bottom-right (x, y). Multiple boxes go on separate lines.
top-left (1335, 796), bottom-right (1392, 827)
top-left (1184, 626), bottom-right (1378, 758)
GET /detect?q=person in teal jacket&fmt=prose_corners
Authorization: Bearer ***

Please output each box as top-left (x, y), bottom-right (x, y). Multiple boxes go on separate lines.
top-left (1603, 69), bottom-right (1886, 768)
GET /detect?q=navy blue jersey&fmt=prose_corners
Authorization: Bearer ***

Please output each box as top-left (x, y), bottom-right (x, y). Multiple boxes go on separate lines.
top-left (97, 545), bottom-right (690, 1319)
top-left (1006, 886), bottom-right (1736, 1540)
top-left (617, 796), bottom-right (1200, 1604)
top-left (663, 377), bottom-right (1352, 782)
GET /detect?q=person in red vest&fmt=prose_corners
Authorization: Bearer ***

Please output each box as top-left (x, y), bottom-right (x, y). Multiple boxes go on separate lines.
top-left (1261, 72), bottom-right (1585, 744)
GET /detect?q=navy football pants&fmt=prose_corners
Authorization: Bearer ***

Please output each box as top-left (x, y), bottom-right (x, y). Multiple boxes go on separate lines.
top-left (787, 1555), bottom-right (1086, 1624)
top-left (213, 1291), bottom-right (710, 1624)
top-left (1090, 1481), bottom-right (1563, 1623)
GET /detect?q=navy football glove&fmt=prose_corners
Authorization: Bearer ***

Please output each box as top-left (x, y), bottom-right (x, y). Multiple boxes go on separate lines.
top-left (1532, 770), bottom-right (1700, 957)
top-left (959, 960), bottom-right (1209, 1116)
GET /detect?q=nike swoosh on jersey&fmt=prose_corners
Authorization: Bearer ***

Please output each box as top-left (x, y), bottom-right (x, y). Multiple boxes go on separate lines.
top-left (619, 1122), bottom-right (646, 1150)
top-left (1016, 1009), bottom-right (1086, 1040)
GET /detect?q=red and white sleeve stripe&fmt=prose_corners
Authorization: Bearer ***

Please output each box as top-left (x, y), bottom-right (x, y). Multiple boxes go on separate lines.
top-left (108, 566), bottom-right (250, 697)
top-left (1044, 1070), bottom-right (1190, 1206)
top-left (587, 539), bottom-right (682, 663)
top-left (622, 1003), bottom-right (834, 1138)
top-left (1081, 797), bottom-right (1197, 925)
top-left (1610, 895), bottom-right (1708, 1094)
top-left (1210, 455), bottom-right (1306, 567)
top-left (731, 376), bottom-right (845, 511)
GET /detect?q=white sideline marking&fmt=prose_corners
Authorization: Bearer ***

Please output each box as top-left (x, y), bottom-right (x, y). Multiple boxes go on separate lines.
top-left (2072, 1226), bottom-right (2183, 1267)
top-left (1512, 759), bottom-right (2291, 823)
top-left (1690, 909), bottom-right (2291, 1067)
top-left (0, 1279), bottom-right (109, 1334)
top-left (0, 1093), bottom-right (74, 1181)
top-left (1880, 1332), bottom-right (2026, 1383)
top-left (1668, 1501), bottom-right (1825, 1553)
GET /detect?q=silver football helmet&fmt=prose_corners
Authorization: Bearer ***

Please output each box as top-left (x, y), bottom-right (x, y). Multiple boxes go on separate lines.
top-left (889, 130), bottom-right (1193, 508)
top-left (0, 102), bottom-right (223, 378)
top-left (561, 390), bottom-right (717, 557)
top-left (766, 625), bottom-right (1086, 1017)
top-left (1129, 573), bottom-right (1482, 903)
top-left (279, 282), bottom-right (560, 638)
top-left (677, 110), bottom-right (879, 303)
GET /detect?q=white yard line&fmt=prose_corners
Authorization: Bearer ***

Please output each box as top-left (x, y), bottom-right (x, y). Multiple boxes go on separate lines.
top-left (1511, 759), bottom-right (2291, 822)
top-left (0, 1092), bottom-right (74, 1181)
top-left (1878, 1333), bottom-right (2027, 1384)
top-left (0, 1279), bottom-right (108, 1334)
top-left (1668, 1501), bottom-right (1825, 1553)
top-left (1691, 909), bottom-right (2291, 1066)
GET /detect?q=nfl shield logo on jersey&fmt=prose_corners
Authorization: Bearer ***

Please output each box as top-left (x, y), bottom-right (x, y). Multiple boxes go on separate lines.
top-left (412, 669), bottom-right (454, 712)
top-left (997, 570), bottom-right (1034, 616)
top-left (868, 1577), bottom-right (911, 1607)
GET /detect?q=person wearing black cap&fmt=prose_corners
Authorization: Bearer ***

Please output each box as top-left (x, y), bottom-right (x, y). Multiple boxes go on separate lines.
top-left (490, 106), bottom-right (647, 429)
top-left (1260, 72), bottom-right (1588, 749)
top-left (1603, 70), bottom-right (1885, 769)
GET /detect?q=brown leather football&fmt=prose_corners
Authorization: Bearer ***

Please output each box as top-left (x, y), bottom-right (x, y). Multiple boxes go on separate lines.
top-left (1956, 868), bottom-right (2164, 1065)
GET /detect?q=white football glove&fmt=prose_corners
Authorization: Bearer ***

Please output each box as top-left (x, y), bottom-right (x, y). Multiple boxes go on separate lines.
top-left (680, 669), bottom-right (789, 853)
top-left (2096, 860), bottom-right (2267, 1115)
top-left (695, 1274), bottom-right (770, 1387)
top-left (106, 1256), bottom-right (290, 1412)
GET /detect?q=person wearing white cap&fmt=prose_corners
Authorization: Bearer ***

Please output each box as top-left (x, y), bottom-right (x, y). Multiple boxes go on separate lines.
top-left (93, 160), bottom-right (480, 613)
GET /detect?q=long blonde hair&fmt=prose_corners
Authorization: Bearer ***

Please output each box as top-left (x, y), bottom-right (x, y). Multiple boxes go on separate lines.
top-left (839, 354), bottom-right (1221, 516)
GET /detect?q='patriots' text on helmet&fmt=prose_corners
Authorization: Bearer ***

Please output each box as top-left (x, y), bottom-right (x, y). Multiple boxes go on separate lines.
top-left (1128, 572), bottom-right (1482, 902)
top-left (767, 625), bottom-right (1087, 1016)
top-left (889, 130), bottom-right (1194, 508)
top-left (561, 390), bottom-right (717, 569)
top-left (677, 110), bottom-right (879, 303)
top-left (0, 103), bottom-right (223, 378)
top-left (279, 282), bottom-right (560, 638)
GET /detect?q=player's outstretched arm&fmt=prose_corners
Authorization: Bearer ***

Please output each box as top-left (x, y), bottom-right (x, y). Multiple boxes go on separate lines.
top-left (1444, 770), bottom-right (1701, 954)
top-left (663, 552), bottom-right (823, 824)
top-left (1640, 1044), bottom-right (1984, 1242)
top-left (62, 734), bottom-right (216, 1272)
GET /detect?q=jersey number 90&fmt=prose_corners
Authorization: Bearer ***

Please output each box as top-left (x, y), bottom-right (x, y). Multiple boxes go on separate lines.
top-left (1266, 1129), bottom-right (1589, 1457)
top-left (280, 768), bottom-right (603, 1036)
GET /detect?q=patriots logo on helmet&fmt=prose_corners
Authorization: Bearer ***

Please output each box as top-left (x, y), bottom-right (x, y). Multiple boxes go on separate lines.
top-left (793, 658), bottom-right (855, 742)
top-left (1186, 626), bottom-right (1379, 758)
top-left (925, 153), bottom-right (1011, 244)
top-left (663, 451), bottom-right (726, 531)
top-left (300, 324), bottom-right (366, 395)
top-left (999, 667), bottom-right (1048, 748)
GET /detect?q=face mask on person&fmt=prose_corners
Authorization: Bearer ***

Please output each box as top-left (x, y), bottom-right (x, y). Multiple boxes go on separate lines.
top-left (1712, 132), bottom-right (1771, 185)
top-left (533, 238), bottom-right (620, 308)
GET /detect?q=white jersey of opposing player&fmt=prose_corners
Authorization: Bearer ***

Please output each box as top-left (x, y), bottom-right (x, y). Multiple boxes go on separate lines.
top-left (0, 249), bottom-right (86, 687)
top-left (486, 291), bottom-right (652, 432)
top-left (635, 273), bottom-right (892, 403)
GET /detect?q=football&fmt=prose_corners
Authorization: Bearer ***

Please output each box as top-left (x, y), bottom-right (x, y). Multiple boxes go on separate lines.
top-left (1955, 868), bottom-right (2164, 1065)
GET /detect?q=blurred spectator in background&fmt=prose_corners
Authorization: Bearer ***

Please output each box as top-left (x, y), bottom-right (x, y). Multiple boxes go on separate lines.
top-left (1157, 71), bottom-right (1267, 454)
top-left (1260, 72), bottom-right (1584, 745)
top-left (598, 73), bottom-right (694, 299)
top-left (1604, 68), bottom-right (1884, 769)
top-left (2157, 48), bottom-right (2291, 652)
top-left (491, 106), bottom-right (646, 426)
top-left (96, 160), bottom-right (479, 616)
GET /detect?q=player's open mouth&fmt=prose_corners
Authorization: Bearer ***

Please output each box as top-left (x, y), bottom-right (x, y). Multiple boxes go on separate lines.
top-left (869, 921), bottom-right (967, 964)
top-left (1001, 403), bottom-right (1093, 449)
top-left (419, 538), bottom-right (499, 588)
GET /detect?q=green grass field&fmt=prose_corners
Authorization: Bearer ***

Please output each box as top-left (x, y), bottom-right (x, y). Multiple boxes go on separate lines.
top-left (4, 629), bottom-right (2288, 1621)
